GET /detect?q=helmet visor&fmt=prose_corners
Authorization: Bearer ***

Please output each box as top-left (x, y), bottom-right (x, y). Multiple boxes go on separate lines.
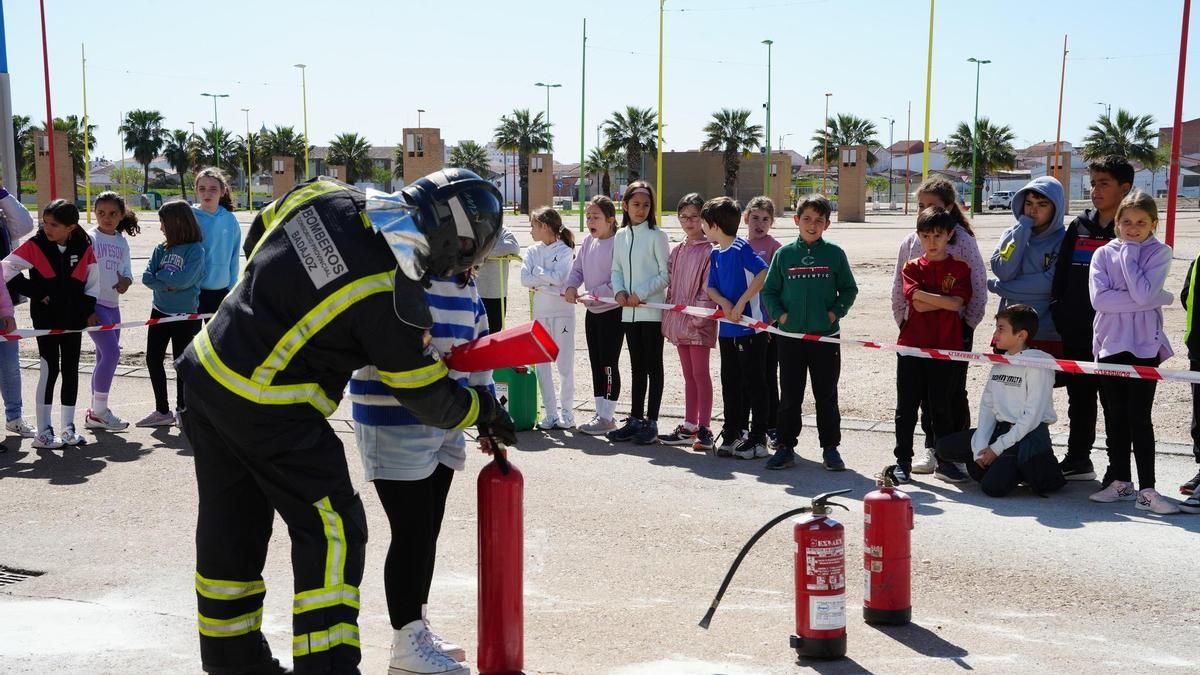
top-left (365, 189), bottom-right (429, 282)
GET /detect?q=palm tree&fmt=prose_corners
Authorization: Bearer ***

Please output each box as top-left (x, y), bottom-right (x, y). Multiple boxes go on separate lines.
top-left (584, 146), bottom-right (622, 200)
top-left (494, 110), bottom-right (552, 214)
top-left (12, 115), bottom-right (32, 198)
top-left (259, 125), bottom-right (309, 180)
top-left (327, 132), bottom-right (373, 183)
top-left (44, 116), bottom-right (96, 201)
top-left (163, 129), bottom-right (192, 201)
top-left (392, 146), bottom-right (405, 182)
top-left (196, 125), bottom-right (241, 172)
top-left (602, 106), bottom-right (658, 184)
top-left (1080, 109), bottom-right (1158, 166)
top-left (810, 113), bottom-right (882, 166)
top-left (448, 140), bottom-right (490, 177)
top-left (945, 117), bottom-right (1017, 208)
top-left (119, 109), bottom-right (166, 194)
top-left (700, 108), bottom-right (763, 197)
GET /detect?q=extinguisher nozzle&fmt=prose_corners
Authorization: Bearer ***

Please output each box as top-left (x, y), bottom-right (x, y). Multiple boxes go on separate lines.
top-left (698, 607), bottom-right (716, 630)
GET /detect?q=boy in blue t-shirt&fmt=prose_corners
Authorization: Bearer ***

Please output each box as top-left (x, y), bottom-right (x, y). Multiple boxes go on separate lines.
top-left (703, 196), bottom-right (770, 460)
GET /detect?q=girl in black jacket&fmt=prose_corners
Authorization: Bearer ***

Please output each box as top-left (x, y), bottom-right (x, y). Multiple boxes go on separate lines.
top-left (2, 200), bottom-right (99, 448)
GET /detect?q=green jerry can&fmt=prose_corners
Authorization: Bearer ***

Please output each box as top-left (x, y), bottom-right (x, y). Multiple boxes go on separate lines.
top-left (492, 366), bottom-right (539, 431)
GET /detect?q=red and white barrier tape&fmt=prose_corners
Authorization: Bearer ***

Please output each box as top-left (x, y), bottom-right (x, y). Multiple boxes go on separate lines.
top-left (0, 312), bottom-right (212, 341)
top-left (545, 289), bottom-right (1200, 385)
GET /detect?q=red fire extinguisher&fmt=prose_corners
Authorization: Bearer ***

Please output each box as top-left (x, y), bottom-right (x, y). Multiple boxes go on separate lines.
top-left (700, 489), bottom-right (851, 660)
top-left (863, 466), bottom-right (913, 625)
top-left (478, 447), bottom-right (525, 675)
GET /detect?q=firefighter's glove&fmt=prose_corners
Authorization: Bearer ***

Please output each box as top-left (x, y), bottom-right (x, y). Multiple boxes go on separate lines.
top-left (475, 386), bottom-right (518, 446)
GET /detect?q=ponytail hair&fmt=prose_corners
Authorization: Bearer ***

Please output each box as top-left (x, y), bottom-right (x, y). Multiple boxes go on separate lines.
top-left (621, 180), bottom-right (658, 228)
top-left (916, 176), bottom-right (974, 239)
top-left (94, 191), bottom-right (141, 236)
top-left (42, 199), bottom-right (91, 247)
top-left (532, 206), bottom-right (575, 249)
top-left (196, 167), bottom-right (234, 212)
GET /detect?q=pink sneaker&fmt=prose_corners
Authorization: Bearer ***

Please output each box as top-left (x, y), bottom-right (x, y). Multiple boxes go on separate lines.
top-left (1089, 480), bottom-right (1135, 503)
top-left (1135, 488), bottom-right (1181, 515)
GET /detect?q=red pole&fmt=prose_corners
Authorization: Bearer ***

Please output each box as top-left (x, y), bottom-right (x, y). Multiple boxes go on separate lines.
top-left (39, 0), bottom-right (56, 200)
top-left (1166, 0), bottom-right (1191, 248)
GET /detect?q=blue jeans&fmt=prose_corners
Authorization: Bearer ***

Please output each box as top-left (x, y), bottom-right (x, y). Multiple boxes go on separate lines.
top-left (0, 339), bottom-right (22, 421)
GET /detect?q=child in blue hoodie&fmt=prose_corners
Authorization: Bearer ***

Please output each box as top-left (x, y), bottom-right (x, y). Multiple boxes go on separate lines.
top-left (989, 176), bottom-right (1066, 356)
top-left (137, 201), bottom-right (206, 428)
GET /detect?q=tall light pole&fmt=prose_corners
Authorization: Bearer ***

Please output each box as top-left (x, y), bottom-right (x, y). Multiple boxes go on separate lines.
top-left (1095, 101), bottom-right (1111, 119)
top-left (882, 115), bottom-right (895, 205)
top-left (534, 82), bottom-right (561, 130)
top-left (200, 92), bottom-right (229, 169)
top-left (241, 107), bottom-right (251, 209)
top-left (656, 0), bottom-right (664, 222)
top-left (967, 57), bottom-right (990, 215)
top-left (762, 39), bottom-right (773, 199)
top-left (294, 63), bottom-right (309, 179)
top-left (822, 92), bottom-right (832, 194)
top-left (417, 108), bottom-right (425, 128)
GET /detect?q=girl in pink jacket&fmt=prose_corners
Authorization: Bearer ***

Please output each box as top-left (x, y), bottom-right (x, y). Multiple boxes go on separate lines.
top-left (658, 193), bottom-right (717, 450)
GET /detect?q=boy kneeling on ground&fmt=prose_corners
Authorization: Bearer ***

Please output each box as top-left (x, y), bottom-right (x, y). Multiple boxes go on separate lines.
top-left (933, 304), bottom-right (1066, 496)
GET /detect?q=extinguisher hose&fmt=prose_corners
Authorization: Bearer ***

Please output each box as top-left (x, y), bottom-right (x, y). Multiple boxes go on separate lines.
top-left (698, 506), bottom-right (812, 629)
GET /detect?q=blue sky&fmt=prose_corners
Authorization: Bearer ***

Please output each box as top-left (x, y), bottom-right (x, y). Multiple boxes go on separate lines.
top-left (2, 0), bottom-right (1196, 165)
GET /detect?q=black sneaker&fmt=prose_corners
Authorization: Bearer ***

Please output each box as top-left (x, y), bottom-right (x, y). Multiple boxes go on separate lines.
top-left (766, 446), bottom-right (796, 470)
top-left (822, 447), bottom-right (846, 472)
top-left (659, 424), bottom-right (698, 446)
top-left (766, 428), bottom-right (779, 451)
top-left (892, 463), bottom-right (912, 484)
top-left (1059, 455), bottom-right (1097, 481)
top-left (715, 428), bottom-right (742, 457)
top-left (1181, 469), bottom-right (1200, 495)
top-left (633, 419), bottom-right (659, 445)
top-left (934, 461), bottom-right (969, 483)
top-left (693, 426), bottom-right (715, 452)
top-left (732, 435), bottom-right (766, 459)
top-left (606, 417), bottom-right (644, 443)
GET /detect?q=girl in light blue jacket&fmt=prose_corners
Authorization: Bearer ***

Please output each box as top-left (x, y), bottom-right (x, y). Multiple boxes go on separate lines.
top-left (608, 181), bottom-right (669, 444)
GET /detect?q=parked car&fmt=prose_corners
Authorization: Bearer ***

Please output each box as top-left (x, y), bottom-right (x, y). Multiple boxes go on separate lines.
top-left (987, 191), bottom-right (1014, 210)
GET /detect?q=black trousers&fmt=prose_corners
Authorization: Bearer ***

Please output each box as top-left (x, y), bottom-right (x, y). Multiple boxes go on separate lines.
top-left (776, 338), bottom-right (841, 450)
top-left (718, 332), bottom-right (768, 437)
top-left (1058, 342), bottom-right (1107, 460)
top-left (764, 333), bottom-right (780, 431)
top-left (35, 333), bottom-right (81, 406)
top-left (147, 309), bottom-right (201, 414)
top-left (934, 422), bottom-right (1057, 497)
top-left (373, 463), bottom-right (454, 629)
top-left (1190, 359), bottom-right (1200, 464)
top-left (198, 288), bottom-right (230, 317)
top-left (585, 310), bottom-right (624, 400)
top-left (624, 321), bottom-right (664, 420)
top-left (1099, 352), bottom-right (1160, 488)
top-left (895, 355), bottom-right (955, 463)
top-left (918, 321), bottom-right (973, 447)
top-left (482, 296), bottom-right (506, 333)
top-left (184, 388), bottom-right (366, 674)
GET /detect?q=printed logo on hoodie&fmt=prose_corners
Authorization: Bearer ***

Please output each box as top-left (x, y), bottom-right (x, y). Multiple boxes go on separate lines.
top-left (161, 252), bottom-right (185, 274)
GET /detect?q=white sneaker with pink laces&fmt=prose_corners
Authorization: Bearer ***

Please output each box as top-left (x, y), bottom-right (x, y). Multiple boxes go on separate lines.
top-left (1089, 480), bottom-right (1135, 503)
top-left (1135, 488), bottom-right (1181, 515)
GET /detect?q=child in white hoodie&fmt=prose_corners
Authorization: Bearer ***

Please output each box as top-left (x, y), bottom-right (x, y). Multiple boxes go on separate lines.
top-left (933, 304), bottom-right (1065, 496)
top-left (521, 207), bottom-right (577, 429)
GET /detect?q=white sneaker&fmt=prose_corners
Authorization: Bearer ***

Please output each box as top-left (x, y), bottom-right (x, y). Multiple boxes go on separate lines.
top-left (911, 448), bottom-right (937, 474)
top-left (5, 418), bottom-right (36, 438)
top-left (578, 416), bottom-right (617, 435)
top-left (32, 427), bottom-right (64, 449)
top-left (537, 416), bottom-right (560, 430)
top-left (1089, 480), bottom-right (1136, 503)
top-left (423, 618), bottom-right (466, 663)
top-left (389, 619), bottom-right (469, 674)
top-left (85, 408), bottom-right (130, 431)
top-left (1136, 488), bottom-right (1181, 515)
top-left (59, 424), bottom-right (86, 446)
top-left (135, 410), bottom-right (175, 427)
top-left (557, 413), bottom-right (576, 429)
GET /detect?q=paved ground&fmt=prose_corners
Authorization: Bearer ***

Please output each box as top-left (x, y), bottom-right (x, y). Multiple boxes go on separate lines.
top-left (1, 207), bottom-right (1199, 673)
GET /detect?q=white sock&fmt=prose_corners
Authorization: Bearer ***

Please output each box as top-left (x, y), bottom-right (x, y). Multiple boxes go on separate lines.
top-left (37, 403), bottom-right (51, 433)
top-left (601, 398), bottom-right (617, 420)
top-left (92, 391), bottom-right (109, 416)
top-left (60, 405), bottom-right (75, 430)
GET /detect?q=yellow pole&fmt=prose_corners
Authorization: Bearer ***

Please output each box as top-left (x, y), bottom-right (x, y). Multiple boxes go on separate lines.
top-left (296, 64), bottom-right (310, 179)
top-left (922, 0), bottom-right (935, 179)
top-left (656, 0), bottom-right (664, 222)
top-left (1052, 35), bottom-right (1068, 184)
top-left (81, 43), bottom-right (90, 222)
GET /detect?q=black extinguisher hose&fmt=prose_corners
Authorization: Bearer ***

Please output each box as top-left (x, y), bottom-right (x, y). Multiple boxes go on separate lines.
top-left (698, 506), bottom-right (812, 629)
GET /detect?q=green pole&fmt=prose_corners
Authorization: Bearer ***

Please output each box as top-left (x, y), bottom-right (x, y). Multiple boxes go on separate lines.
top-left (763, 39), bottom-right (772, 199)
top-left (968, 57), bottom-right (989, 215)
top-left (579, 18), bottom-right (587, 231)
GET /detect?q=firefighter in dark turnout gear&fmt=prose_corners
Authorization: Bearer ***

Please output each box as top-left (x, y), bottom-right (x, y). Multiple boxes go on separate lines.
top-left (178, 170), bottom-right (515, 675)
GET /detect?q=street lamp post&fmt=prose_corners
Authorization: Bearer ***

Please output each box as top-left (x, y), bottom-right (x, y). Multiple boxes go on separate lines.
top-left (534, 82), bottom-right (562, 130)
top-left (1095, 101), bottom-right (1111, 119)
top-left (822, 92), bottom-right (832, 194)
top-left (241, 107), bottom-right (252, 209)
top-left (200, 92), bottom-right (229, 169)
top-left (882, 115), bottom-right (895, 205)
top-left (294, 64), bottom-right (309, 179)
top-left (417, 108), bottom-right (425, 128)
top-left (967, 57), bottom-right (990, 215)
top-left (762, 39), bottom-right (773, 199)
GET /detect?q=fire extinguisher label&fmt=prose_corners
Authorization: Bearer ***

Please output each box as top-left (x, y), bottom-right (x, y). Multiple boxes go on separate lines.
top-left (864, 569), bottom-right (871, 600)
top-left (804, 538), bottom-right (845, 591)
top-left (809, 593), bottom-right (846, 630)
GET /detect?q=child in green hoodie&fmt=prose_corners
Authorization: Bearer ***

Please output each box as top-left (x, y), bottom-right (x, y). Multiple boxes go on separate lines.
top-left (761, 195), bottom-right (858, 471)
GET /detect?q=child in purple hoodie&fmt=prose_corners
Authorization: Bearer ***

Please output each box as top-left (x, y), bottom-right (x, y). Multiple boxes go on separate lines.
top-left (1087, 191), bottom-right (1180, 514)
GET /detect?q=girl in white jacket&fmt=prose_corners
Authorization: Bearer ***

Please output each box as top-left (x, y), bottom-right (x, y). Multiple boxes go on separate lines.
top-left (521, 207), bottom-right (577, 429)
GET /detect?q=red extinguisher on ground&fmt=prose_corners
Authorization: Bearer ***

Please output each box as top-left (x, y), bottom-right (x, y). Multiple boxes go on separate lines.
top-left (478, 446), bottom-right (525, 675)
top-left (700, 489), bottom-right (852, 660)
top-left (863, 466), bottom-right (913, 625)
